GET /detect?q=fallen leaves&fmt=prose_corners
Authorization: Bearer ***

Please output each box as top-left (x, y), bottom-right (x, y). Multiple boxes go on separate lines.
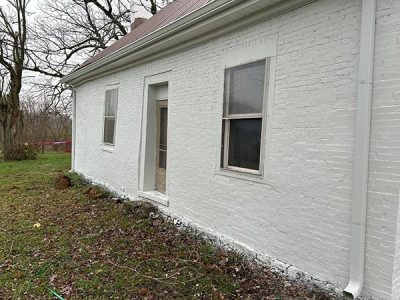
top-left (0, 154), bottom-right (338, 299)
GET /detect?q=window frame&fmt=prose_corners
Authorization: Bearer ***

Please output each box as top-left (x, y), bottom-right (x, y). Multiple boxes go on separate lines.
top-left (102, 87), bottom-right (119, 147)
top-left (221, 59), bottom-right (270, 176)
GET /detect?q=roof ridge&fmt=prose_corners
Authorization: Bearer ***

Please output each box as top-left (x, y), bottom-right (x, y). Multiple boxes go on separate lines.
top-left (80, 0), bottom-right (210, 69)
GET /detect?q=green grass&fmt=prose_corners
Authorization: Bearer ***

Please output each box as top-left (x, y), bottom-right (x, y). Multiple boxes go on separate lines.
top-left (0, 153), bottom-right (332, 299)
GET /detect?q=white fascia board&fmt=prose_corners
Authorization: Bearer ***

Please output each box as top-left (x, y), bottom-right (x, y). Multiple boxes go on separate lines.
top-left (62, 0), bottom-right (317, 86)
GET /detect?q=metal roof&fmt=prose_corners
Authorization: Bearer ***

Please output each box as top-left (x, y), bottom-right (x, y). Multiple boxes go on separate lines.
top-left (81, 0), bottom-right (210, 68)
top-left (63, 0), bottom-right (315, 86)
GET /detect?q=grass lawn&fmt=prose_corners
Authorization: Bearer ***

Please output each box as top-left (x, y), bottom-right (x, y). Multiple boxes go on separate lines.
top-left (0, 153), bottom-right (334, 299)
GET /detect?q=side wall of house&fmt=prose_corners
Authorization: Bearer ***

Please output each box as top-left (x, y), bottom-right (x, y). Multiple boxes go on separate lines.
top-left (371, 0), bottom-right (400, 299)
top-left (74, 0), bottom-right (400, 298)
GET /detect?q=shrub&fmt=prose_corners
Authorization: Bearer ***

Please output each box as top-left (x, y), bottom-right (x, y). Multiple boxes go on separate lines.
top-left (3, 143), bottom-right (39, 161)
top-left (65, 171), bottom-right (86, 188)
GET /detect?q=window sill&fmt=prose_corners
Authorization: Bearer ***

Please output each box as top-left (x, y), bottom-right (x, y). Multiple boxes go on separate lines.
top-left (101, 146), bottom-right (114, 153)
top-left (138, 190), bottom-right (169, 207)
top-left (216, 168), bottom-right (266, 184)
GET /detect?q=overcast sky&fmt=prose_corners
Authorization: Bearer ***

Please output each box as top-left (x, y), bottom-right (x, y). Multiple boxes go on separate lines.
top-left (27, 0), bottom-right (153, 18)
top-left (28, 0), bottom-right (39, 11)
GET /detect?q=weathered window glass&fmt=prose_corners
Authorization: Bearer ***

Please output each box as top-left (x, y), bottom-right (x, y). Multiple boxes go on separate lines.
top-left (222, 60), bottom-right (267, 173)
top-left (103, 89), bottom-right (118, 145)
top-left (228, 61), bottom-right (265, 115)
top-left (159, 107), bottom-right (168, 169)
top-left (228, 118), bottom-right (262, 170)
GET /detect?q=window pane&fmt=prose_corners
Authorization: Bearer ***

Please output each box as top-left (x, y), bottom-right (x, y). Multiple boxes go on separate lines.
top-left (228, 118), bottom-right (262, 170)
top-left (103, 118), bottom-right (115, 144)
top-left (160, 107), bottom-right (168, 147)
top-left (159, 150), bottom-right (167, 169)
top-left (221, 121), bottom-right (226, 168)
top-left (227, 60), bottom-right (266, 115)
top-left (105, 89), bottom-right (118, 116)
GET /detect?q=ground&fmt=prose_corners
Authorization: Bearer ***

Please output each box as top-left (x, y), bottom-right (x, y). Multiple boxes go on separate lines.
top-left (0, 153), bottom-right (336, 299)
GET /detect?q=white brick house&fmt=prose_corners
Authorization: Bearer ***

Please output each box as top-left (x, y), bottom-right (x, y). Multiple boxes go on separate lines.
top-left (62, 0), bottom-right (400, 298)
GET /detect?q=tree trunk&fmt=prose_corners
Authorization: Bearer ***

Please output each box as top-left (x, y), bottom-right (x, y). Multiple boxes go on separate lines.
top-left (0, 0), bottom-right (27, 160)
top-left (1, 101), bottom-right (23, 161)
top-left (150, 0), bottom-right (157, 15)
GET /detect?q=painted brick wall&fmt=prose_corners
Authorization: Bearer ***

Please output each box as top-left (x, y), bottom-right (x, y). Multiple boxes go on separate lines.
top-left (73, 0), bottom-right (400, 298)
top-left (370, 0), bottom-right (400, 299)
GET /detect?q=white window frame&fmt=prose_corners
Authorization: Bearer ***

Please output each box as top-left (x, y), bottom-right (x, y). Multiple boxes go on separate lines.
top-left (221, 59), bottom-right (270, 176)
top-left (102, 87), bottom-right (119, 146)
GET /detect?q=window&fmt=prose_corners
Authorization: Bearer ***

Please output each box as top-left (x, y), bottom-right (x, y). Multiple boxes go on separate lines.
top-left (221, 60), bottom-right (268, 174)
top-left (103, 88), bottom-right (118, 145)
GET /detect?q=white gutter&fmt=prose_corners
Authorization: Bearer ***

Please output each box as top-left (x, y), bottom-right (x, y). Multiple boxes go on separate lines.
top-left (62, 0), bottom-right (317, 86)
top-left (72, 88), bottom-right (76, 171)
top-left (343, 0), bottom-right (376, 299)
top-left (61, 0), bottom-right (248, 85)
top-left (65, 85), bottom-right (76, 171)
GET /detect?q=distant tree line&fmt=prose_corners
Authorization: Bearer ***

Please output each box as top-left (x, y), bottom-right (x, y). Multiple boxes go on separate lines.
top-left (0, 0), bottom-right (171, 160)
top-left (21, 98), bottom-right (71, 144)
top-left (0, 97), bottom-right (71, 152)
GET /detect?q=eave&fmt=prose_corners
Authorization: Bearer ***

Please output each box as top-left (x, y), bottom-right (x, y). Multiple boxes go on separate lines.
top-left (62, 0), bottom-right (317, 87)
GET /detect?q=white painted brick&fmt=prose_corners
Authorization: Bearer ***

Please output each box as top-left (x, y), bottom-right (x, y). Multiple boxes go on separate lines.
top-left (73, 0), bottom-right (400, 298)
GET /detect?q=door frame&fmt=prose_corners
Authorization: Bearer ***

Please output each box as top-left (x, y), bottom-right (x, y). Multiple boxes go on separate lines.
top-left (138, 72), bottom-right (170, 206)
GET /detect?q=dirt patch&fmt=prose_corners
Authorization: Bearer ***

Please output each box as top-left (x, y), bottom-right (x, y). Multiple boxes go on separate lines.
top-left (84, 186), bottom-right (108, 199)
top-left (122, 200), bottom-right (158, 219)
top-left (54, 174), bottom-right (72, 190)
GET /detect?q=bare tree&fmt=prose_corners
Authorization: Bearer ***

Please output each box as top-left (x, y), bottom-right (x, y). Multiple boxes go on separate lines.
top-left (0, 68), bottom-right (8, 150)
top-left (0, 0), bottom-right (29, 160)
top-left (0, 0), bottom-right (170, 157)
top-left (139, 0), bottom-right (168, 15)
top-left (25, 0), bottom-right (171, 113)
top-left (21, 97), bottom-right (71, 151)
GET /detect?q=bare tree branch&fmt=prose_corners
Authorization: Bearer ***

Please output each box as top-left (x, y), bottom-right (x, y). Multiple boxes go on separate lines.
top-left (23, 0), bottom-right (172, 120)
top-left (0, 0), bottom-right (29, 159)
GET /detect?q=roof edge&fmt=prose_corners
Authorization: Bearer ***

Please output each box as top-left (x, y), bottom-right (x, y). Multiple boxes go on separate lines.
top-left (62, 0), bottom-right (317, 86)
